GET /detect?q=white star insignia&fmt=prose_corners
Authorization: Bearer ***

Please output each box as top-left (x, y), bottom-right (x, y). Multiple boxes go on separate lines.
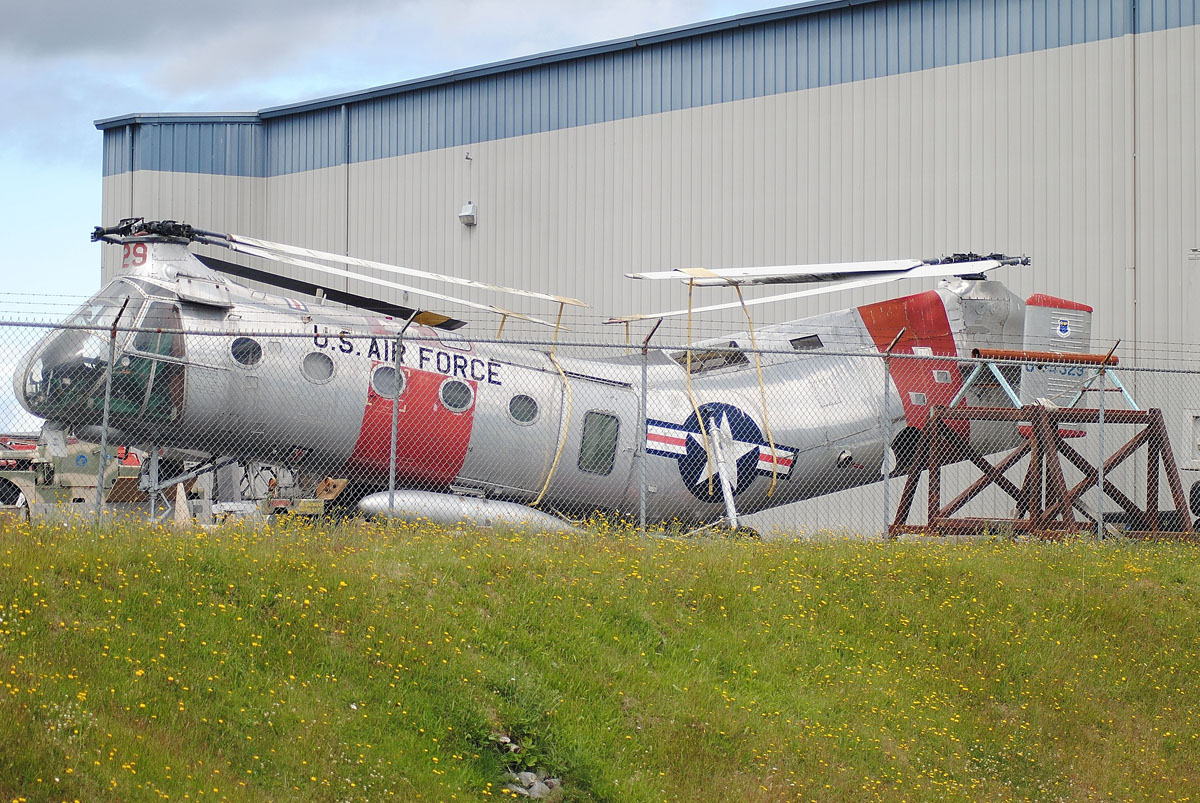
top-left (687, 411), bottom-right (759, 491)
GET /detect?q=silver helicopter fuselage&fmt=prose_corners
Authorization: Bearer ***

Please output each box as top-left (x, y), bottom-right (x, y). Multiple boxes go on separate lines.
top-left (15, 236), bottom-right (1091, 524)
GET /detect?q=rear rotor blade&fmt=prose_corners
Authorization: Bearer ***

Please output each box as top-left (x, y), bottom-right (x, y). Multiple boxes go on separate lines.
top-left (625, 259), bottom-right (925, 286)
top-left (605, 260), bottom-right (1004, 324)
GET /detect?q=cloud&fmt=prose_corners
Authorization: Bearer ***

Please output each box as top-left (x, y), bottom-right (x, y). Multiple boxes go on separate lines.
top-left (3, 1), bottom-right (769, 172)
top-left (0, 0), bottom-right (397, 60)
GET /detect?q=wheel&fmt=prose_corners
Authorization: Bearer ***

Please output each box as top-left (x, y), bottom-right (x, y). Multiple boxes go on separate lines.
top-left (1190, 481), bottom-right (1200, 518)
top-left (0, 478), bottom-right (29, 519)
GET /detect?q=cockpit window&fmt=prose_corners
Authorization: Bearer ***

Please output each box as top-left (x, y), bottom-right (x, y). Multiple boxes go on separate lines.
top-left (17, 281), bottom-right (147, 423)
top-left (67, 281), bottom-right (146, 339)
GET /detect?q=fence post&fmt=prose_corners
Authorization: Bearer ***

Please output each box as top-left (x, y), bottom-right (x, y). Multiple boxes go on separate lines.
top-left (95, 298), bottom-right (130, 517)
top-left (880, 330), bottom-right (904, 538)
top-left (1097, 367), bottom-right (1106, 537)
top-left (388, 334), bottom-right (400, 522)
top-left (639, 320), bottom-right (661, 534)
top-left (388, 311), bottom-right (419, 522)
top-left (639, 348), bottom-right (648, 532)
top-left (881, 353), bottom-right (890, 536)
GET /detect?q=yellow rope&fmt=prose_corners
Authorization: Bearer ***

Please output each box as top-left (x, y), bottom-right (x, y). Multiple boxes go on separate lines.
top-left (533, 303), bottom-right (572, 507)
top-left (683, 279), bottom-right (715, 496)
top-left (735, 285), bottom-right (779, 497)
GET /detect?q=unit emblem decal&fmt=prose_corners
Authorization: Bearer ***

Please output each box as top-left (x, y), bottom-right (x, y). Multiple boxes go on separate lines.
top-left (1056, 318), bottom-right (1071, 338)
top-left (646, 402), bottom-right (796, 502)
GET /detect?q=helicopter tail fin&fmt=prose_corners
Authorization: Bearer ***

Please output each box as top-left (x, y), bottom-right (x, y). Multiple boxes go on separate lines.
top-left (1018, 295), bottom-right (1094, 406)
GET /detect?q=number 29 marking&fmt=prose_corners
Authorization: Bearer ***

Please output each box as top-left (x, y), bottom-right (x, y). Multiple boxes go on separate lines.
top-left (121, 243), bottom-right (148, 269)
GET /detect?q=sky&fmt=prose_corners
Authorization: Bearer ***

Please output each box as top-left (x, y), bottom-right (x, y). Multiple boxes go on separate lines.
top-left (0, 0), bottom-right (777, 308)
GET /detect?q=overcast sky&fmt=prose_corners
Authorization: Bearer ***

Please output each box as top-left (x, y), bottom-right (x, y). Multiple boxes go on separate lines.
top-left (0, 0), bottom-right (774, 305)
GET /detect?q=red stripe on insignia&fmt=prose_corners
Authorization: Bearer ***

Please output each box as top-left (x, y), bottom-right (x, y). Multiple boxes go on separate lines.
top-left (647, 432), bottom-right (687, 447)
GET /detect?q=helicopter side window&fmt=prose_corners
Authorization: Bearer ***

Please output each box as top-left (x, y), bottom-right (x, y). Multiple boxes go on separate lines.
top-left (439, 379), bottom-right (474, 413)
top-left (371, 365), bottom-right (406, 398)
top-left (790, 334), bottom-right (823, 351)
top-left (578, 411), bottom-right (619, 475)
top-left (302, 352), bottom-right (336, 383)
top-left (671, 342), bottom-right (750, 374)
top-left (508, 394), bottom-right (539, 424)
top-left (230, 337), bottom-right (263, 367)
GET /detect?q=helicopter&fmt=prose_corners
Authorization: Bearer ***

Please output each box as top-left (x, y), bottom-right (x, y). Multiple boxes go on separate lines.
top-left (12, 218), bottom-right (1097, 529)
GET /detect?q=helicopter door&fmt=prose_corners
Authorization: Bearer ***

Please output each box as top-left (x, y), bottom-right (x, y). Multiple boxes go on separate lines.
top-left (453, 361), bottom-right (564, 498)
top-left (559, 379), bottom-right (639, 511)
top-left (108, 301), bottom-right (186, 425)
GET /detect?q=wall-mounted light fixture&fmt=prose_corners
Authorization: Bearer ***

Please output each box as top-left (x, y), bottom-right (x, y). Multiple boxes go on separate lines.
top-left (458, 201), bottom-right (477, 226)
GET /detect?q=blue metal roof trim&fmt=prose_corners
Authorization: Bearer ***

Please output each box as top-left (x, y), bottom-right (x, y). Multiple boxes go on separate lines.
top-left (96, 113), bottom-right (262, 129)
top-left (254, 0), bottom-right (857, 118)
top-left (98, 0), bottom-right (1194, 179)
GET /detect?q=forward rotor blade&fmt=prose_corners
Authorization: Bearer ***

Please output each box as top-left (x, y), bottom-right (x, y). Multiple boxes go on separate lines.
top-left (625, 259), bottom-right (925, 286)
top-left (605, 260), bottom-right (1004, 324)
top-left (220, 240), bottom-right (560, 328)
top-left (195, 253), bottom-right (467, 330)
top-left (221, 233), bottom-right (589, 308)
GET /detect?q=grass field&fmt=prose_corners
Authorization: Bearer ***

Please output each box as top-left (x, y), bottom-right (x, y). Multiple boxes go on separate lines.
top-left (2, 516), bottom-right (1199, 802)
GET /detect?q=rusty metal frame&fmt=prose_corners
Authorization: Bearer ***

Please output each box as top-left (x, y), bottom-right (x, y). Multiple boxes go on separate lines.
top-left (889, 405), bottom-right (1195, 540)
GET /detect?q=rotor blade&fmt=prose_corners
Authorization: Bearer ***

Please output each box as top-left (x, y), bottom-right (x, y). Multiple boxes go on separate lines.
top-left (195, 254), bottom-right (468, 330)
top-left (220, 232), bottom-right (589, 308)
top-left (216, 240), bottom-right (562, 328)
top-left (605, 260), bottom-right (1004, 324)
top-left (626, 259), bottom-right (926, 286)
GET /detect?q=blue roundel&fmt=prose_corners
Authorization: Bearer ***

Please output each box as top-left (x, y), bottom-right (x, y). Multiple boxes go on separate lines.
top-left (75, 454), bottom-right (88, 467)
top-left (678, 402), bottom-right (764, 502)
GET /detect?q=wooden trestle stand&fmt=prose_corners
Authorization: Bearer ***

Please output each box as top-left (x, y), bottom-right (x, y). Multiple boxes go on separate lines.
top-left (888, 349), bottom-right (1195, 540)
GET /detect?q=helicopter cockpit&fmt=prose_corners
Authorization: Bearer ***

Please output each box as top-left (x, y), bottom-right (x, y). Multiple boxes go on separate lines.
top-left (16, 279), bottom-right (185, 430)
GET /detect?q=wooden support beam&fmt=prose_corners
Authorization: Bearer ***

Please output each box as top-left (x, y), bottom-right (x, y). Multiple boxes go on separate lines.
top-left (888, 404), bottom-right (1195, 540)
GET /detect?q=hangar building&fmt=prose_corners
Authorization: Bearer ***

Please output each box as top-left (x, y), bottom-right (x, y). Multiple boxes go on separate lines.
top-left (94, 0), bottom-right (1200, 528)
top-left (97, 0), bottom-right (1197, 354)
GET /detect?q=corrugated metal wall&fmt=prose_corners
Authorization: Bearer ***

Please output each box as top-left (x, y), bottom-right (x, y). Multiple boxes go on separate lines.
top-left (96, 3), bottom-right (1197, 353)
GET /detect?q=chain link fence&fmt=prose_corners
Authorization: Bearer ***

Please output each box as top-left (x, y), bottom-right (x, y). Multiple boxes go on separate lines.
top-left (2, 317), bottom-right (1198, 539)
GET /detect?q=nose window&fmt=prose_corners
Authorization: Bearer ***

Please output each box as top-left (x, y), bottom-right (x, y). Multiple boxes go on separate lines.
top-left (16, 281), bottom-right (173, 424)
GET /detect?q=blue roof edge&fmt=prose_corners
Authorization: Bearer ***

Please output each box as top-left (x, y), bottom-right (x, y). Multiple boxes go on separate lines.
top-left (95, 112), bottom-right (262, 130)
top-left (96, 0), bottom-right (854, 129)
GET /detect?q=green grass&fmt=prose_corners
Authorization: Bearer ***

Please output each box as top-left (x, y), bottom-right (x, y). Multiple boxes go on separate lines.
top-left (2, 517), bottom-right (1200, 802)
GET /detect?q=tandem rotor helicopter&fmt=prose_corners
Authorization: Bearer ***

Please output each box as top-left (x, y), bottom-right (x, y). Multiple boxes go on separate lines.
top-left (12, 217), bottom-right (1099, 528)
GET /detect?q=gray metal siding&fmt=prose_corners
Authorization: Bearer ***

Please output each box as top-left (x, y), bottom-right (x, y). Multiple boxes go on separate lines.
top-left (98, 0), bottom-right (1194, 179)
top-left (101, 127), bottom-right (131, 178)
top-left (114, 122), bottom-right (266, 178)
top-left (94, 13), bottom-right (1197, 359)
top-left (267, 108), bottom-right (344, 176)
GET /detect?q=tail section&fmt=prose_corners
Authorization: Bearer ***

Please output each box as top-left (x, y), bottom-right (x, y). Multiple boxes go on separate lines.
top-left (1018, 295), bottom-right (1094, 405)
